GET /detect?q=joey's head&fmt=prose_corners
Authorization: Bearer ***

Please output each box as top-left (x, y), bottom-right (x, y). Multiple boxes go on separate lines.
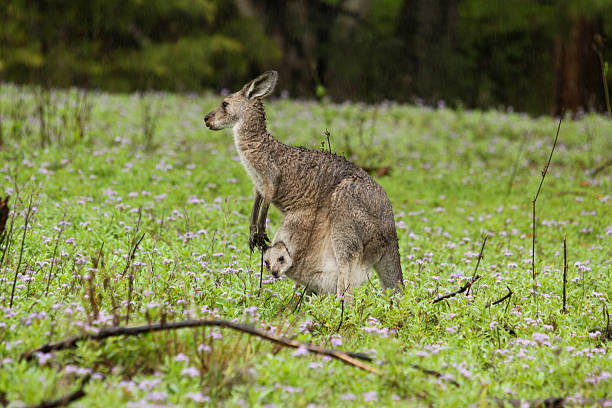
top-left (263, 241), bottom-right (293, 278)
top-left (204, 71), bottom-right (278, 131)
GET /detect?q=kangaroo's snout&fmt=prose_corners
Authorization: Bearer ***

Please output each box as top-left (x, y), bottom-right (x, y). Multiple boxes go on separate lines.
top-left (204, 112), bottom-right (212, 125)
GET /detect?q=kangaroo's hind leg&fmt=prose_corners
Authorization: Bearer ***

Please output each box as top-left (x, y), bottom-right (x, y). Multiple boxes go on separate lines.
top-left (330, 226), bottom-right (362, 301)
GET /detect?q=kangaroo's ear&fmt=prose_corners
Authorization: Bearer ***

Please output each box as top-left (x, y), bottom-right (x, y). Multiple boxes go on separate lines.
top-left (243, 71), bottom-right (278, 99)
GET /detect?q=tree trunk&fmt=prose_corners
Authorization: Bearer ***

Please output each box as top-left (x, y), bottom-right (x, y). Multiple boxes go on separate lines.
top-left (553, 17), bottom-right (604, 116)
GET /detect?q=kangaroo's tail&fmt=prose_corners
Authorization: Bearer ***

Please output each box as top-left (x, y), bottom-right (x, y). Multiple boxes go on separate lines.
top-left (374, 243), bottom-right (404, 292)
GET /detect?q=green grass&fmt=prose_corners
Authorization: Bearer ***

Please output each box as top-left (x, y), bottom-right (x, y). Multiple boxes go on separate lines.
top-left (0, 84), bottom-right (611, 407)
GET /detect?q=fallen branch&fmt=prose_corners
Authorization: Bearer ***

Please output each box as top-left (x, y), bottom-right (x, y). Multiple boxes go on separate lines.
top-left (432, 275), bottom-right (480, 304)
top-left (487, 286), bottom-right (513, 308)
top-left (20, 319), bottom-right (381, 374)
top-left (493, 396), bottom-right (612, 407)
top-left (28, 375), bottom-right (90, 408)
top-left (410, 364), bottom-right (460, 387)
top-left (590, 157), bottom-right (612, 177)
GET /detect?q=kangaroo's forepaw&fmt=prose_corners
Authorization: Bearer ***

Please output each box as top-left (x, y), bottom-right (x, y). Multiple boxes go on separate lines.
top-left (251, 232), bottom-right (269, 253)
top-left (248, 232), bottom-right (256, 253)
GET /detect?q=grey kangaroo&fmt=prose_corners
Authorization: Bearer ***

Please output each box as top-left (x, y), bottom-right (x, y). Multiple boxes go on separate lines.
top-left (204, 71), bottom-right (403, 297)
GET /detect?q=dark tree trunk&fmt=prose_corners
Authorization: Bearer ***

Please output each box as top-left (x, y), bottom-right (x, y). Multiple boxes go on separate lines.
top-left (553, 17), bottom-right (604, 116)
top-left (395, 0), bottom-right (458, 102)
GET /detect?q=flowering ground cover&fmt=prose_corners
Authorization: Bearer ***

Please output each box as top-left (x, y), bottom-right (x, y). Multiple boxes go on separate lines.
top-left (0, 84), bottom-right (610, 407)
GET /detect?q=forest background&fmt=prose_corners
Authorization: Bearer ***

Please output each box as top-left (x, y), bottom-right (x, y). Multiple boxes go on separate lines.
top-left (1, 0), bottom-right (611, 116)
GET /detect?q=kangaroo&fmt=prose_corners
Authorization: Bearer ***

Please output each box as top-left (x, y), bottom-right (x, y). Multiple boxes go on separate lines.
top-left (263, 210), bottom-right (338, 295)
top-left (263, 209), bottom-right (371, 295)
top-left (204, 71), bottom-right (404, 297)
top-left (264, 241), bottom-right (338, 295)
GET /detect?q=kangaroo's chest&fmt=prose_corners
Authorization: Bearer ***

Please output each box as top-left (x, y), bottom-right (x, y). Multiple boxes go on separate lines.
top-left (238, 149), bottom-right (264, 190)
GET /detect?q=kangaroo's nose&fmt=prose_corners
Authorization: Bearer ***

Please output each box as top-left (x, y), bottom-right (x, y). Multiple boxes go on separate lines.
top-left (272, 271), bottom-right (279, 278)
top-left (204, 113), bottom-right (211, 123)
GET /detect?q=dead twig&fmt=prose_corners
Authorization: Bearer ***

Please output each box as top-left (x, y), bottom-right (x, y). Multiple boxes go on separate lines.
top-left (487, 286), bottom-right (513, 308)
top-left (120, 233), bottom-right (145, 278)
top-left (493, 396), bottom-right (612, 407)
top-left (20, 318), bottom-right (381, 374)
top-left (291, 282), bottom-right (311, 315)
top-left (590, 157), bottom-right (612, 177)
top-left (562, 236), bottom-right (568, 314)
top-left (532, 114), bottom-right (562, 286)
top-left (336, 298), bottom-right (345, 332)
top-left (466, 234), bottom-right (488, 296)
top-left (258, 247), bottom-right (265, 297)
top-left (410, 364), bottom-right (460, 387)
top-left (10, 196), bottom-right (33, 309)
top-left (27, 375), bottom-right (91, 408)
top-left (433, 275), bottom-right (480, 304)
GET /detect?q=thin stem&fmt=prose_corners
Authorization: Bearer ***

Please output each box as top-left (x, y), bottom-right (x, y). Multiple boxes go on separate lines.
top-left (10, 196), bottom-right (33, 309)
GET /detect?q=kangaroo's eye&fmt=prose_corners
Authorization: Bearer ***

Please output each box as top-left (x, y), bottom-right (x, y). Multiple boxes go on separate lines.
top-left (222, 101), bottom-right (229, 108)
top-left (278, 256), bottom-right (285, 263)
top-left (264, 261), bottom-right (270, 268)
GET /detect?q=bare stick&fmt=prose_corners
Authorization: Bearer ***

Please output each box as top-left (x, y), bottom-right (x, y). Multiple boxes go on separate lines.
top-left (532, 115), bottom-right (563, 281)
top-left (562, 235), bottom-right (568, 314)
top-left (410, 364), bottom-right (460, 387)
top-left (487, 286), bottom-right (513, 308)
top-left (590, 157), bottom-right (612, 177)
top-left (325, 128), bottom-right (332, 154)
top-left (531, 114), bottom-right (562, 317)
top-left (336, 299), bottom-right (345, 332)
top-left (120, 233), bottom-right (145, 278)
top-left (291, 282), bottom-right (311, 315)
top-left (20, 318), bottom-right (381, 374)
top-left (27, 375), bottom-right (90, 408)
top-left (125, 237), bottom-right (139, 324)
top-left (493, 396), bottom-right (612, 407)
top-left (258, 248), bottom-right (264, 297)
top-left (10, 196), bottom-right (33, 309)
top-left (466, 234), bottom-right (488, 296)
top-left (433, 275), bottom-right (480, 304)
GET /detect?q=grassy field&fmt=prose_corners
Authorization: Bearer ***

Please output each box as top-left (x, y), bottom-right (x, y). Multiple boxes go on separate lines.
top-left (0, 84), bottom-right (611, 407)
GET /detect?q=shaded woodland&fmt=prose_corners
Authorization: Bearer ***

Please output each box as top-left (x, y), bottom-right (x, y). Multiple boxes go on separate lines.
top-left (1, 0), bottom-right (611, 115)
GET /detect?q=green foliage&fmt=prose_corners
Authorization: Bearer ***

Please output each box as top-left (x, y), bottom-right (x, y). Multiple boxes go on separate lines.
top-left (0, 0), bottom-right (279, 92)
top-left (0, 85), bottom-right (611, 406)
top-left (2, 0), bottom-right (612, 113)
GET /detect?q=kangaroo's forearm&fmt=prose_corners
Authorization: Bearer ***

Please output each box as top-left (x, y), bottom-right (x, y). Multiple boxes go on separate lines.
top-left (250, 192), bottom-right (262, 232)
top-left (258, 199), bottom-right (270, 234)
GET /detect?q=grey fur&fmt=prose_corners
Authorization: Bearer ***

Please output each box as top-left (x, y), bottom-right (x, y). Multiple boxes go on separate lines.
top-left (204, 71), bottom-right (404, 297)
